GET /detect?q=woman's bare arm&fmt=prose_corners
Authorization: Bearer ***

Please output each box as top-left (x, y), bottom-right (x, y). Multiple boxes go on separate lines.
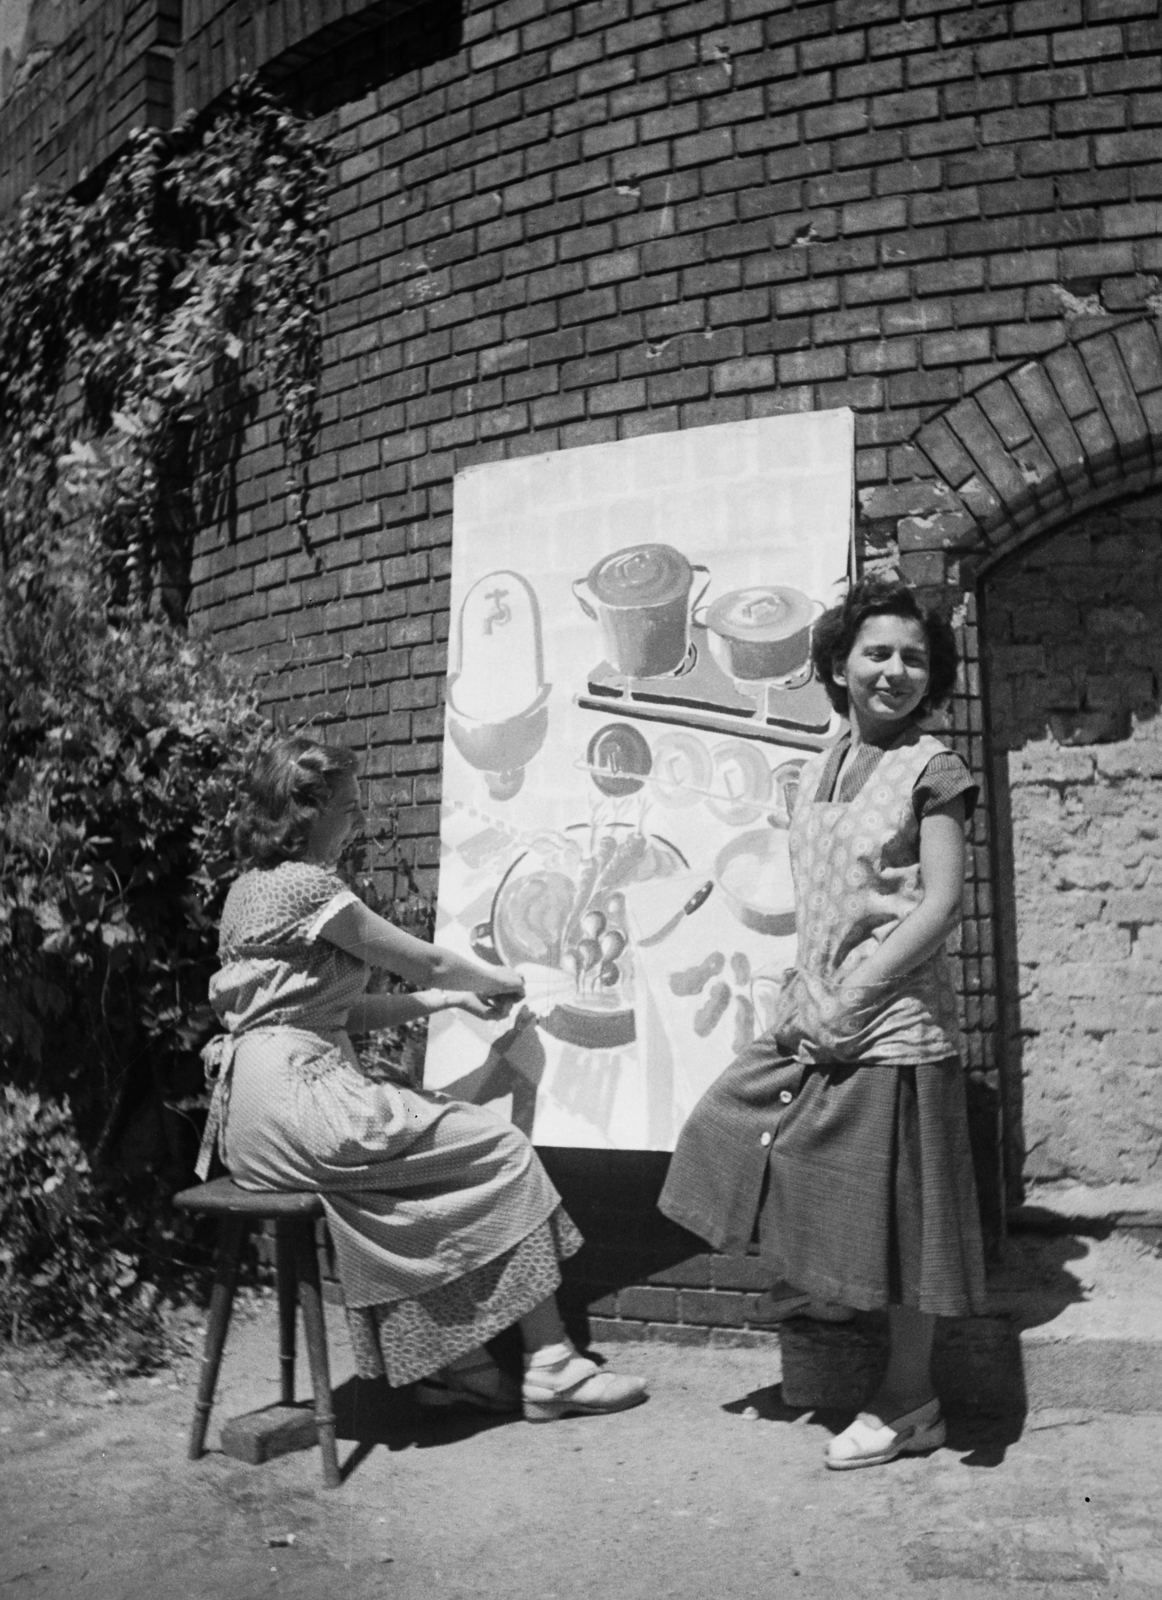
top-left (345, 988), bottom-right (519, 1033)
top-left (839, 796), bottom-right (966, 992)
top-left (321, 898), bottom-right (524, 996)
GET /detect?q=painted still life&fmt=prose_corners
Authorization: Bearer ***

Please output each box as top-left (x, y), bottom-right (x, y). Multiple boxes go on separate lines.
top-left (424, 411), bottom-right (855, 1150)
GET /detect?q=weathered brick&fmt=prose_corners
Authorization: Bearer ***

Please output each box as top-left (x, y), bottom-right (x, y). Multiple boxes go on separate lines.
top-left (902, 115), bottom-right (979, 156)
top-left (676, 1289), bottom-right (753, 1327)
top-left (1058, 96), bottom-right (1128, 133)
top-left (889, 368), bottom-right (961, 405)
top-left (152, 0), bottom-right (1162, 1221)
top-left (907, 44), bottom-right (975, 87)
top-left (616, 1285), bottom-right (680, 1322)
top-left (837, 58), bottom-right (904, 99)
top-left (1052, 22), bottom-right (1126, 60)
top-left (806, 169), bottom-right (873, 207)
top-left (915, 257), bottom-right (985, 294)
top-left (1009, 363), bottom-right (1087, 472)
top-left (1080, 333), bottom-right (1152, 454)
top-left (1044, 344), bottom-right (1101, 419)
top-left (982, 105), bottom-right (1053, 144)
top-left (1104, 199), bottom-right (1162, 238)
top-left (778, 346), bottom-right (846, 382)
top-left (815, 307), bottom-right (884, 345)
top-left (1096, 129), bottom-right (1162, 164)
top-left (922, 327), bottom-right (992, 365)
top-left (978, 35), bottom-right (1050, 74)
top-left (843, 194), bottom-right (908, 233)
top-left (845, 266), bottom-right (911, 303)
top-left (939, 4), bottom-right (1010, 45)
top-left (803, 100), bottom-right (871, 139)
top-left (976, 379), bottom-right (1035, 450)
top-left (871, 17), bottom-right (937, 56)
top-left (882, 222), bottom-right (950, 262)
top-left (851, 331), bottom-right (915, 371)
top-left (947, 396), bottom-right (1040, 506)
top-left (1115, 320), bottom-right (1162, 396)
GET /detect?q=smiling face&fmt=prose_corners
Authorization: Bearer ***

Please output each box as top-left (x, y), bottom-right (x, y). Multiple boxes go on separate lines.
top-left (305, 771), bottom-right (364, 865)
top-left (833, 612), bottom-right (931, 740)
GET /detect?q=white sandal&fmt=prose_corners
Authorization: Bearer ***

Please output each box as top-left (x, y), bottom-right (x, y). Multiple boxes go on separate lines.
top-left (825, 1397), bottom-right (945, 1471)
top-left (522, 1354), bottom-right (648, 1422)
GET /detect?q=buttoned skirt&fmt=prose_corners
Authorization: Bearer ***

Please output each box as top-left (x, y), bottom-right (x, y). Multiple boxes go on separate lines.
top-left (659, 1030), bottom-right (987, 1318)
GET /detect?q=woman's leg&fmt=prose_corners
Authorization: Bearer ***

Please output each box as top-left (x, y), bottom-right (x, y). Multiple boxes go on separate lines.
top-left (420, 1292), bottom-right (568, 1411)
top-left (517, 1295), bottom-right (648, 1421)
top-left (517, 1293), bottom-right (570, 1356)
top-left (867, 1305), bottom-right (937, 1418)
top-left (824, 1305), bottom-right (943, 1470)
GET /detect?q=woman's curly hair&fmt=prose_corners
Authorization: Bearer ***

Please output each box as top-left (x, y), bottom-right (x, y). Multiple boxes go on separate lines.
top-left (811, 573), bottom-right (959, 717)
top-left (234, 736), bottom-right (357, 868)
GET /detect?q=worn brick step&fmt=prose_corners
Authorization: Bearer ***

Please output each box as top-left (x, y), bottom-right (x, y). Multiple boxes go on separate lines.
top-left (219, 1401), bottom-right (320, 1466)
top-left (589, 1225), bottom-right (1162, 1416)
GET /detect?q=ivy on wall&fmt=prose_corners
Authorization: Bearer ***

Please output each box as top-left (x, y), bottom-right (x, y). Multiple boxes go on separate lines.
top-left (0, 85), bottom-right (333, 1360)
top-left (0, 78), bottom-right (332, 606)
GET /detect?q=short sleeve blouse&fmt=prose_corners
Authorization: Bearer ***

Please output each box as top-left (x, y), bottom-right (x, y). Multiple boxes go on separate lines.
top-left (217, 860), bottom-right (359, 954)
top-left (210, 861), bottom-right (368, 1034)
top-left (812, 737), bottom-right (979, 821)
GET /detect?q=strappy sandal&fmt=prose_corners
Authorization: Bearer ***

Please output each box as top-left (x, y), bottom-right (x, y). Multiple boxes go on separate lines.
top-left (415, 1354), bottom-right (521, 1415)
top-left (825, 1397), bottom-right (945, 1471)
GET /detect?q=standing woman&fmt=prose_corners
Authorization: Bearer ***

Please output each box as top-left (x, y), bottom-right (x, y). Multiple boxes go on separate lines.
top-left (660, 575), bottom-right (986, 1469)
top-left (199, 736), bottom-right (645, 1422)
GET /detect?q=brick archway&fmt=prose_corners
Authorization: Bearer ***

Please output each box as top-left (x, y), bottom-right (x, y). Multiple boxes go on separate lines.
top-left (902, 319), bottom-right (1162, 585)
top-left (886, 318), bottom-right (1162, 1211)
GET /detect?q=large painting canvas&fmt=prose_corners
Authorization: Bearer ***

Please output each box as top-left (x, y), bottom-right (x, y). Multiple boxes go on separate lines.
top-left (424, 411), bottom-right (855, 1149)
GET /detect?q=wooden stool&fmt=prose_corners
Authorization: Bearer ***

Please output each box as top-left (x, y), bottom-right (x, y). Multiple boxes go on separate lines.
top-left (173, 1178), bottom-right (341, 1488)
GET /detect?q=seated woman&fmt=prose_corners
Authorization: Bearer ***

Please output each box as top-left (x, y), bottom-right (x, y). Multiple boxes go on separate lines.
top-left (197, 735), bottom-right (646, 1423)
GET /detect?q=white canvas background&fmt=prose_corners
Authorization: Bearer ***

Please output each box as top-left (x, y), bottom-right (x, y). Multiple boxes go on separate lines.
top-left (424, 411), bottom-right (855, 1149)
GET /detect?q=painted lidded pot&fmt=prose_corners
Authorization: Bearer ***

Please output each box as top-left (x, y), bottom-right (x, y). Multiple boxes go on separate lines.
top-left (700, 586), bottom-right (820, 682)
top-left (573, 543), bottom-right (709, 679)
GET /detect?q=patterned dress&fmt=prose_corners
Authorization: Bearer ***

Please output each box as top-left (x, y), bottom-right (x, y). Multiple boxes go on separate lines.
top-left (200, 860), bottom-right (582, 1385)
top-left (660, 728), bottom-right (987, 1318)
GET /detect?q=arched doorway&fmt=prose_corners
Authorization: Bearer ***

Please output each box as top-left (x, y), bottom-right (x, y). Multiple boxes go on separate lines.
top-left (980, 496), bottom-right (1162, 1200)
top-left (895, 318), bottom-right (1162, 1221)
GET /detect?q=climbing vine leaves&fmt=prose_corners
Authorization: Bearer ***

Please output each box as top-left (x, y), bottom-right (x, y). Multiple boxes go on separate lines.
top-left (0, 83), bottom-right (332, 1160)
top-left (0, 80), bottom-right (332, 605)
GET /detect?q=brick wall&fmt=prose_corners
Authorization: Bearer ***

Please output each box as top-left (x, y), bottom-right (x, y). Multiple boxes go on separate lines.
top-left (181, 0), bottom-right (1162, 1240)
top-left (10, 0), bottom-right (1162, 1329)
top-left (985, 490), bottom-right (1162, 1188)
top-left (0, 0), bottom-right (179, 213)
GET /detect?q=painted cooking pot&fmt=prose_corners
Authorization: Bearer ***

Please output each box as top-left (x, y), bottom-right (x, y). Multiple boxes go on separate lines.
top-left (714, 826), bottom-right (796, 937)
top-left (700, 586), bottom-right (822, 682)
top-left (573, 544), bottom-right (710, 679)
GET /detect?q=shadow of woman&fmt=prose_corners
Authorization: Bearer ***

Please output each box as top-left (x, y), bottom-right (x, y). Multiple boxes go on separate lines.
top-left (330, 1374), bottom-right (517, 1483)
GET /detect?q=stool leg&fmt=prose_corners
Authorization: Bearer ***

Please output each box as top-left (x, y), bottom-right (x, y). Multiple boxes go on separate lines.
top-left (294, 1221), bottom-right (341, 1489)
top-left (275, 1222), bottom-right (297, 1404)
top-left (189, 1215), bottom-right (246, 1461)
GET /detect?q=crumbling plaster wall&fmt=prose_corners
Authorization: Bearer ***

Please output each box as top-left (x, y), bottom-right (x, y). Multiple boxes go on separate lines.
top-left (986, 495), bottom-right (1162, 1187)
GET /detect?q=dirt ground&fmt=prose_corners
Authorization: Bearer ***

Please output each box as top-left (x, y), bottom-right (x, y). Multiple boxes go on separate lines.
top-left (3, 1293), bottom-right (1161, 1600)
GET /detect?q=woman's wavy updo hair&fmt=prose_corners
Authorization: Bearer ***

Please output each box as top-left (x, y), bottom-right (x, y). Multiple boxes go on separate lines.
top-left (234, 736), bottom-right (357, 868)
top-left (810, 573), bottom-right (959, 718)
